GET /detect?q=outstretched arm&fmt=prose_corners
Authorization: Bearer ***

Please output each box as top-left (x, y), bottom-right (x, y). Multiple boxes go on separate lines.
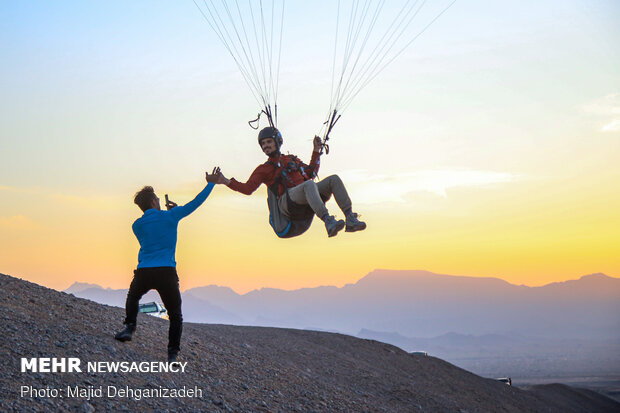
top-left (221, 165), bottom-right (267, 195)
top-left (169, 171), bottom-right (217, 221)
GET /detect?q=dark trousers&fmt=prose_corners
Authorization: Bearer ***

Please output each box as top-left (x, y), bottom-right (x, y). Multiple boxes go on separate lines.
top-left (124, 267), bottom-right (183, 355)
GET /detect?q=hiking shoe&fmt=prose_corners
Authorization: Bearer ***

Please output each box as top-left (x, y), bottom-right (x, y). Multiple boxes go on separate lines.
top-left (168, 352), bottom-right (179, 364)
top-left (345, 213), bottom-right (366, 232)
top-left (114, 323), bottom-right (136, 342)
top-left (324, 215), bottom-right (345, 237)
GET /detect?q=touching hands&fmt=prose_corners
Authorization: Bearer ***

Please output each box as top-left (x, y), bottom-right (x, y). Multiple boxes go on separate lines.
top-left (206, 167), bottom-right (229, 185)
top-left (205, 167), bottom-right (221, 184)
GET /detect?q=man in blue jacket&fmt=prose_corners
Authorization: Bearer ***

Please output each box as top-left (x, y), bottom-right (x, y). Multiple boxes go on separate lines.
top-left (115, 169), bottom-right (219, 362)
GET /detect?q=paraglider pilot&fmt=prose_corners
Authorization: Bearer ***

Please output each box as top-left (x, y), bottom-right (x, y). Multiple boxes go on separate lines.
top-left (212, 127), bottom-right (366, 237)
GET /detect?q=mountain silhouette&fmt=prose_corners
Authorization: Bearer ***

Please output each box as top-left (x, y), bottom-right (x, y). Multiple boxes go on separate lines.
top-left (64, 269), bottom-right (620, 386)
top-left (66, 269), bottom-right (620, 338)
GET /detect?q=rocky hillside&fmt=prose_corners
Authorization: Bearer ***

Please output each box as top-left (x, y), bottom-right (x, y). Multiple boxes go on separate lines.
top-left (2, 273), bottom-right (619, 412)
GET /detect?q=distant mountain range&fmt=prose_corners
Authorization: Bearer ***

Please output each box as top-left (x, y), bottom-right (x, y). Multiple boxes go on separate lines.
top-left (64, 270), bottom-right (620, 377)
top-left (65, 269), bottom-right (620, 339)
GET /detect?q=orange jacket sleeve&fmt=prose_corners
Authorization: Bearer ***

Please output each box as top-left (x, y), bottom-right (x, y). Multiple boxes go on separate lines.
top-left (307, 149), bottom-right (321, 177)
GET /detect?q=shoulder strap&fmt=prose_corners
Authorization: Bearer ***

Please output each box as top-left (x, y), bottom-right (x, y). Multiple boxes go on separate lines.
top-left (265, 159), bottom-right (285, 196)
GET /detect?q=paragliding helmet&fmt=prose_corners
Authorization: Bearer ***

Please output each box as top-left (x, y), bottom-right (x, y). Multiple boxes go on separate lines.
top-left (258, 127), bottom-right (283, 150)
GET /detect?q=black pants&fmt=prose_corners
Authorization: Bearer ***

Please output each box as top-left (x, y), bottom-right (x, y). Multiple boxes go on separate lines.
top-left (124, 267), bottom-right (183, 355)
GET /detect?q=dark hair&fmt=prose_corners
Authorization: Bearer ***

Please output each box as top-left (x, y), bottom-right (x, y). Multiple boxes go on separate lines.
top-left (134, 186), bottom-right (156, 212)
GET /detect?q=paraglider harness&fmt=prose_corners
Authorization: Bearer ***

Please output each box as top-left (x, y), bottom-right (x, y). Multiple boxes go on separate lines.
top-left (265, 155), bottom-right (329, 238)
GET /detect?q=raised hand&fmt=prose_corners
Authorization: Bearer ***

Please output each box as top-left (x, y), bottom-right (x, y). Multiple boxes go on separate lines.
top-left (165, 194), bottom-right (178, 210)
top-left (206, 167), bottom-right (223, 184)
top-left (313, 135), bottom-right (323, 152)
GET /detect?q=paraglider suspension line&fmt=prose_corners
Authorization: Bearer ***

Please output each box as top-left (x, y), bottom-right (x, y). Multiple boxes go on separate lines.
top-left (248, 104), bottom-right (278, 129)
top-left (320, 109), bottom-right (341, 155)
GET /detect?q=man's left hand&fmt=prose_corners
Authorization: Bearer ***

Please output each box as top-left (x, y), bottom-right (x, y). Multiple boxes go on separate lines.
top-left (313, 136), bottom-right (323, 152)
top-left (165, 200), bottom-right (178, 210)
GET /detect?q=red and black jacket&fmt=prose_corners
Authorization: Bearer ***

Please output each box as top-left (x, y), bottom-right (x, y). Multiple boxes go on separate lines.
top-left (227, 150), bottom-right (321, 197)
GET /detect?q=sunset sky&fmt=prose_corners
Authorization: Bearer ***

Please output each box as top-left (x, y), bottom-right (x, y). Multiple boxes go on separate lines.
top-left (1, 1), bottom-right (619, 293)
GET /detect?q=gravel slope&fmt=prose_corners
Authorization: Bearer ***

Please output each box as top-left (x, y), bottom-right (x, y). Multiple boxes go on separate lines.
top-left (2, 273), bottom-right (619, 412)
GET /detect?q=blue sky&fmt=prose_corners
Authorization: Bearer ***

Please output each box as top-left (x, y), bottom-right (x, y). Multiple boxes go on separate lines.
top-left (1, 1), bottom-right (619, 291)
